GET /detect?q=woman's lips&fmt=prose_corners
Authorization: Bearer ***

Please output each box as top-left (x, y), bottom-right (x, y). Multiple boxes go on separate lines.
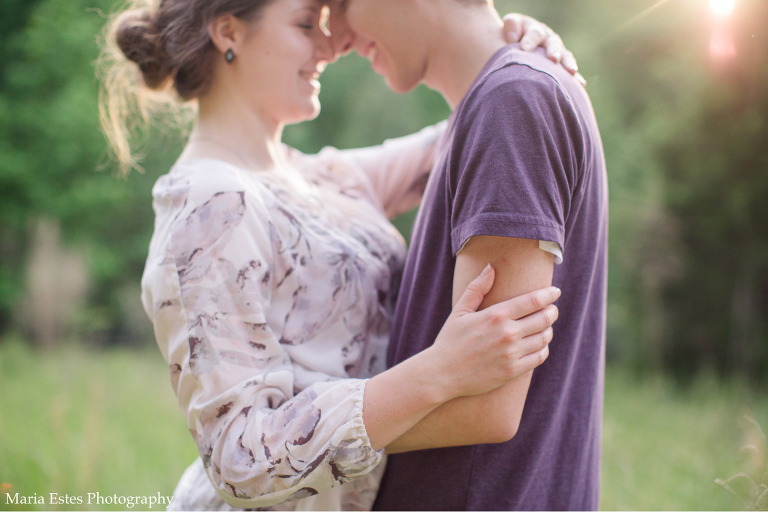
top-left (299, 70), bottom-right (321, 90)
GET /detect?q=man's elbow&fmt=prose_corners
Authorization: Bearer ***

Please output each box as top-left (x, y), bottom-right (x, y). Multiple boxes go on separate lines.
top-left (477, 377), bottom-right (531, 444)
top-left (487, 413), bottom-right (522, 444)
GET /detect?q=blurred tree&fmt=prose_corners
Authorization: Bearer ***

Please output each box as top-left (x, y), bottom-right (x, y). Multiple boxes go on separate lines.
top-left (498, 0), bottom-right (768, 381)
top-left (0, 0), bottom-right (765, 382)
top-left (0, 0), bottom-right (45, 74)
top-left (661, 41), bottom-right (768, 381)
top-left (0, 0), bottom-right (174, 344)
top-left (0, 0), bottom-right (46, 333)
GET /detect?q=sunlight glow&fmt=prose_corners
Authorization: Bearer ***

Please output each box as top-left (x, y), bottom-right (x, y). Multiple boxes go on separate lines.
top-left (710, 0), bottom-right (736, 17)
top-left (710, 36), bottom-right (737, 58)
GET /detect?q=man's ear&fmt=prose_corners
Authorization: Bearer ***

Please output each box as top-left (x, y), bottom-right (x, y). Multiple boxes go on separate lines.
top-left (208, 15), bottom-right (245, 56)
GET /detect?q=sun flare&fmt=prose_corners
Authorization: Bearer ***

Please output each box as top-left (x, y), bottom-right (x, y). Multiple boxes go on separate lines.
top-left (710, 0), bottom-right (736, 16)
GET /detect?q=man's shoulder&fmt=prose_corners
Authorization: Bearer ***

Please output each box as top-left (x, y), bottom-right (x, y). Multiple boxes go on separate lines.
top-left (462, 46), bottom-right (582, 114)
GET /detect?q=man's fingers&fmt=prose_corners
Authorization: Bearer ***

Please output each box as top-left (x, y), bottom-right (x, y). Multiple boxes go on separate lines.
top-left (453, 265), bottom-right (496, 315)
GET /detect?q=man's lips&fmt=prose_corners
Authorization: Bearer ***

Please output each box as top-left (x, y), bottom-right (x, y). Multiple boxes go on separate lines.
top-left (360, 42), bottom-right (379, 72)
top-left (360, 42), bottom-right (378, 61)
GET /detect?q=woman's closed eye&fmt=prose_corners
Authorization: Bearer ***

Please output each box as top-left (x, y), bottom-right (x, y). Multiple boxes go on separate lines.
top-left (297, 6), bottom-right (329, 35)
top-left (295, 6), bottom-right (321, 31)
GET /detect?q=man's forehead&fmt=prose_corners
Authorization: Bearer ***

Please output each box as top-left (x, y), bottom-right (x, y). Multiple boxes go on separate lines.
top-left (322, 0), bottom-right (350, 18)
top-left (323, 0), bottom-right (350, 9)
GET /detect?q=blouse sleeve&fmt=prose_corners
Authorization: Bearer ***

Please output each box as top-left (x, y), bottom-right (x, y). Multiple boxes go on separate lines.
top-left (313, 122), bottom-right (446, 219)
top-left (141, 167), bottom-right (383, 509)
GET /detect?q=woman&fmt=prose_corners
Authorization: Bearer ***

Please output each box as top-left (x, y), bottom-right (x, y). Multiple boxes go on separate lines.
top-left (101, 0), bottom-right (571, 509)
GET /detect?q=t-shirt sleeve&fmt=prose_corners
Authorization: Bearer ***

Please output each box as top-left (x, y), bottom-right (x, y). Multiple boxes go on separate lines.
top-left (449, 66), bottom-right (583, 258)
top-left (141, 166), bottom-right (382, 509)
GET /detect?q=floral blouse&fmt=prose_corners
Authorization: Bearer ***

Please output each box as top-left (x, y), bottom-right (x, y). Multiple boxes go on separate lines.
top-left (141, 124), bottom-right (443, 510)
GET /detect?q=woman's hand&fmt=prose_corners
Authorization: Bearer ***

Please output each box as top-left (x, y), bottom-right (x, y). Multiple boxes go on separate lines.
top-left (363, 265), bottom-right (558, 451)
top-left (502, 13), bottom-right (586, 86)
top-left (425, 264), bottom-right (559, 400)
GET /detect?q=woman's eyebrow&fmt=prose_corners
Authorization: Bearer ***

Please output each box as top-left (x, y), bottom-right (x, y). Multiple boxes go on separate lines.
top-left (294, 6), bottom-right (320, 14)
top-left (293, 3), bottom-right (321, 15)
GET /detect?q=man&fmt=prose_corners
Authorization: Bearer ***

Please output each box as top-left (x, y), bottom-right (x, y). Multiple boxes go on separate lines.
top-left (328, 0), bottom-right (607, 509)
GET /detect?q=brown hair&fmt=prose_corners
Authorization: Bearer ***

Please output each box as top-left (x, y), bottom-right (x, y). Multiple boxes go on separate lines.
top-left (97, 0), bottom-right (275, 173)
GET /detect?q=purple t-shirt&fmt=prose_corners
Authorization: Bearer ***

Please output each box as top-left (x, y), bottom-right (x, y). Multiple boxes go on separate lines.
top-left (373, 46), bottom-right (608, 511)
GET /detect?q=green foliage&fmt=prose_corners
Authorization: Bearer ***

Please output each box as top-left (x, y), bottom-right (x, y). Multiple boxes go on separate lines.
top-left (497, 0), bottom-right (768, 380)
top-left (1, 342), bottom-right (767, 510)
top-left (660, 61), bottom-right (768, 380)
top-left (716, 414), bottom-right (768, 511)
top-left (0, 0), bottom-right (178, 342)
top-left (601, 366), bottom-right (768, 510)
top-left (0, 340), bottom-right (198, 510)
top-left (0, 0), bottom-right (766, 380)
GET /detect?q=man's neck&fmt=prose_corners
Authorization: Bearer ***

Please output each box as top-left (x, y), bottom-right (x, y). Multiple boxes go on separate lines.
top-left (422, 3), bottom-right (507, 109)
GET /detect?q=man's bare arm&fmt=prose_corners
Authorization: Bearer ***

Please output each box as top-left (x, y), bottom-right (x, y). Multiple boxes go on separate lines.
top-left (386, 236), bottom-right (555, 453)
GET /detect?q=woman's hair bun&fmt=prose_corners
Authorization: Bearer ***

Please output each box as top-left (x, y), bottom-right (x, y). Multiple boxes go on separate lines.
top-left (115, 10), bottom-right (171, 90)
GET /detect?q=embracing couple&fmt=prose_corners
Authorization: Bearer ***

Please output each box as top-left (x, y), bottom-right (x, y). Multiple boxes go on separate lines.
top-left (102, 0), bottom-right (606, 509)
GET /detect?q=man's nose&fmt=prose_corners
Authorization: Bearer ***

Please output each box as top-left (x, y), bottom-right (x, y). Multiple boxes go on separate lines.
top-left (327, 8), bottom-right (356, 56)
top-left (315, 31), bottom-right (336, 64)
top-left (331, 29), bottom-right (355, 56)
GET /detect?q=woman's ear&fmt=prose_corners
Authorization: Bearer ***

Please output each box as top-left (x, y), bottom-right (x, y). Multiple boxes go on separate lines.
top-left (207, 15), bottom-right (244, 56)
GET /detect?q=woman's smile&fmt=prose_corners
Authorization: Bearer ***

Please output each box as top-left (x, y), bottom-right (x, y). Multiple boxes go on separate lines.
top-left (299, 69), bottom-right (322, 91)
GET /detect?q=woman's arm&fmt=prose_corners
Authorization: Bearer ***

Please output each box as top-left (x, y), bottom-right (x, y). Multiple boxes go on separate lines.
top-left (363, 265), bottom-right (558, 451)
top-left (144, 171), bottom-right (385, 509)
top-left (143, 166), bottom-right (558, 507)
top-left (313, 122), bottom-right (445, 219)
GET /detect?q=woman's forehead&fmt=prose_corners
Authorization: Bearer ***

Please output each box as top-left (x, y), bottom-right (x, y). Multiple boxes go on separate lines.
top-left (285, 0), bottom-right (326, 13)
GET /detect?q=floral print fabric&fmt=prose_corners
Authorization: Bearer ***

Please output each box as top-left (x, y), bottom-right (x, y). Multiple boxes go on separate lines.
top-left (141, 125), bottom-right (443, 510)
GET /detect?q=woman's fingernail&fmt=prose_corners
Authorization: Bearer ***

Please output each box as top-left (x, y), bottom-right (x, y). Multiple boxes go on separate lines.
top-left (507, 31), bottom-right (520, 41)
top-left (521, 42), bottom-right (533, 51)
top-left (481, 264), bottom-right (492, 277)
top-left (551, 51), bottom-right (561, 61)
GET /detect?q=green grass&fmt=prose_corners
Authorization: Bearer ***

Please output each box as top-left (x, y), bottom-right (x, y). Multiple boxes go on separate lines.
top-left (0, 338), bottom-right (198, 511)
top-left (601, 369), bottom-right (768, 510)
top-left (0, 339), bottom-right (766, 510)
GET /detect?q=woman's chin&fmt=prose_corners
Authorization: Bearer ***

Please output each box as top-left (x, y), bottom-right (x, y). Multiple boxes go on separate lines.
top-left (308, 97), bottom-right (321, 119)
top-left (284, 100), bottom-right (321, 125)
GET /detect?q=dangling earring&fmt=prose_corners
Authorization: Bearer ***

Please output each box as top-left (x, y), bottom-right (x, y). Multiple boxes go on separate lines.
top-left (225, 49), bottom-right (235, 63)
